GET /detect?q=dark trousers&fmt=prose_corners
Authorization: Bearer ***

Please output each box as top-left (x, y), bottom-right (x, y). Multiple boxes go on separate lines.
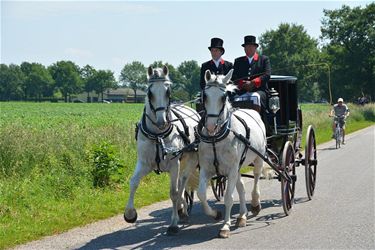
top-left (256, 90), bottom-right (267, 113)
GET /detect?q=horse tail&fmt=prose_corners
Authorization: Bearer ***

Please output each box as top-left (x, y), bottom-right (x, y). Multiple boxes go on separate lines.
top-left (186, 167), bottom-right (200, 192)
top-left (179, 152), bottom-right (200, 192)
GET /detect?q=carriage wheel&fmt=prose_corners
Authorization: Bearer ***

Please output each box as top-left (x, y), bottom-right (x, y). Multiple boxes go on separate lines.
top-left (210, 176), bottom-right (226, 201)
top-left (305, 125), bottom-right (317, 200)
top-left (281, 141), bottom-right (296, 216)
top-left (184, 190), bottom-right (194, 215)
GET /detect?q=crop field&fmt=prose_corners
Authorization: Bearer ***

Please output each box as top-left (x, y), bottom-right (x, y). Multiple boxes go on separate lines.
top-left (0, 101), bottom-right (374, 249)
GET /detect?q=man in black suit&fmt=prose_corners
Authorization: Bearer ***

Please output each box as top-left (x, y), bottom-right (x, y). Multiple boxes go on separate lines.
top-left (200, 37), bottom-right (233, 89)
top-left (232, 35), bottom-right (271, 113)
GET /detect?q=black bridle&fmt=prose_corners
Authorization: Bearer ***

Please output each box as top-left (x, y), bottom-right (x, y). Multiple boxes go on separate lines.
top-left (200, 84), bottom-right (230, 137)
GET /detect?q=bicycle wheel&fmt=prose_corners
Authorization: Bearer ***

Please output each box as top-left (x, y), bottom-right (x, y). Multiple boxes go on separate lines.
top-left (335, 127), bottom-right (341, 149)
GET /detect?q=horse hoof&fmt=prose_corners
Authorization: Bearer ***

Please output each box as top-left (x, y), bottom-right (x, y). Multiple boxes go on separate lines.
top-left (124, 209), bottom-right (137, 223)
top-left (250, 204), bottom-right (261, 216)
top-left (214, 211), bottom-right (222, 221)
top-left (218, 229), bottom-right (230, 238)
top-left (235, 218), bottom-right (246, 227)
top-left (167, 226), bottom-right (179, 236)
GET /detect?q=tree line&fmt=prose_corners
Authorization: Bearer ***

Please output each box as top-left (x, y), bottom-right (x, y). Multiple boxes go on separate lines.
top-left (1, 4), bottom-right (373, 103)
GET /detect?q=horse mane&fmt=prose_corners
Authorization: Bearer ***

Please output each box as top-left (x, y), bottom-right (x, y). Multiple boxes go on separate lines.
top-left (226, 83), bottom-right (237, 94)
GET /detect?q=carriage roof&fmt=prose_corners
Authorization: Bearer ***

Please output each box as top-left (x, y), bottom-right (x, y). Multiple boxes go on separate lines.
top-left (270, 75), bottom-right (297, 83)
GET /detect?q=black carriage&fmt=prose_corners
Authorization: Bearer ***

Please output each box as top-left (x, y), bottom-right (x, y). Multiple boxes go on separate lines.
top-left (208, 75), bottom-right (318, 215)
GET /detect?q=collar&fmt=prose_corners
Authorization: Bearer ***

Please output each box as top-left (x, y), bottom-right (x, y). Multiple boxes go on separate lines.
top-left (139, 112), bottom-right (174, 141)
top-left (244, 52), bottom-right (259, 62)
top-left (211, 58), bottom-right (225, 65)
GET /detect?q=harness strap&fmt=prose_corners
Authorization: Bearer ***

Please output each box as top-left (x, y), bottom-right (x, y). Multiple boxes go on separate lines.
top-left (155, 140), bottom-right (162, 175)
top-left (212, 140), bottom-right (220, 177)
top-left (171, 108), bottom-right (191, 145)
top-left (135, 123), bottom-right (139, 141)
top-left (233, 114), bottom-right (250, 168)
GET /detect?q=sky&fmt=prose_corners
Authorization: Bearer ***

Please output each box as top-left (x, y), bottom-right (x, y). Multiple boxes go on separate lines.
top-left (0, 0), bottom-right (371, 80)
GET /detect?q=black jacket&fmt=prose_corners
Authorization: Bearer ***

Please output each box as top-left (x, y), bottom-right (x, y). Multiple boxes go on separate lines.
top-left (231, 53), bottom-right (271, 95)
top-left (200, 59), bottom-right (233, 89)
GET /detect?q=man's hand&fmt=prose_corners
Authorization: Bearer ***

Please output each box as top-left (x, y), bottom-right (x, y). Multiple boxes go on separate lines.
top-left (243, 80), bottom-right (255, 92)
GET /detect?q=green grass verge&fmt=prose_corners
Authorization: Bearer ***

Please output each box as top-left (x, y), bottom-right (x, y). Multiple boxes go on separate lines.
top-left (0, 102), bottom-right (374, 249)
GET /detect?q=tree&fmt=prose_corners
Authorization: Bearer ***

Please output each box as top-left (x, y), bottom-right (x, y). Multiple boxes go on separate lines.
top-left (177, 60), bottom-right (201, 101)
top-left (81, 65), bottom-right (96, 102)
top-left (321, 3), bottom-right (375, 101)
top-left (119, 61), bottom-right (146, 102)
top-left (49, 61), bottom-right (83, 102)
top-left (0, 64), bottom-right (25, 101)
top-left (260, 23), bottom-right (322, 101)
top-left (91, 70), bottom-right (117, 102)
top-left (21, 62), bottom-right (54, 101)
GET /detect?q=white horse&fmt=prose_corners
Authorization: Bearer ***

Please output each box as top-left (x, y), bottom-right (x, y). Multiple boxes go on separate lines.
top-left (124, 65), bottom-right (200, 235)
top-left (196, 69), bottom-right (267, 238)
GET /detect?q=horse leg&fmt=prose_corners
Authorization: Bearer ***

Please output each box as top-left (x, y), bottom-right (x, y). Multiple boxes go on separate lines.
top-left (250, 157), bottom-right (263, 216)
top-left (177, 153), bottom-right (198, 223)
top-left (124, 160), bottom-right (151, 223)
top-left (218, 170), bottom-right (238, 238)
top-left (167, 162), bottom-right (180, 235)
top-left (197, 168), bottom-right (221, 220)
top-left (235, 175), bottom-right (247, 228)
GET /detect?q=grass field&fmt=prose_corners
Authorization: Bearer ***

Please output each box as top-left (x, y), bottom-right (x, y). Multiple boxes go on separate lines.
top-left (0, 102), bottom-right (374, 249)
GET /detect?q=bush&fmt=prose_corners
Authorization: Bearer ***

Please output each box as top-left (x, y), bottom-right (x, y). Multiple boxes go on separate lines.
top-left (89, 141), bottom-right (124, 188)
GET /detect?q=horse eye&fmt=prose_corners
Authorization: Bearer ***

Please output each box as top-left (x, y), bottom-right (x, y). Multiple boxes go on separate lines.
top-left (166, 88), bottom-right (171, 98)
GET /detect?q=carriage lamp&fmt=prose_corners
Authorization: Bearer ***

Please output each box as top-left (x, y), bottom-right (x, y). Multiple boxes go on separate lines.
top-left (269, 88), bottom-right (280, 114)
top-left (269, 88), bottom-right (280, 134)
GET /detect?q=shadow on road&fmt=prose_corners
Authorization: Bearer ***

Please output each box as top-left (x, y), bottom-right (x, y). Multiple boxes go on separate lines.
top-left (77, 198), bottom-right (305, 249)
top-left (319, 146), bottom-right (337, 151)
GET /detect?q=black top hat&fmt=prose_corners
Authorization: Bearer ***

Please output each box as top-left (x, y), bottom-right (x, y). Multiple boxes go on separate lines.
top-left (208, 37), bottom-right (225, 54)
top-left (242, 35), bottom-right (259, 47)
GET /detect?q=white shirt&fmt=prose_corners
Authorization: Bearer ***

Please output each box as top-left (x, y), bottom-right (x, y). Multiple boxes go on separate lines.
top-left (247, 55), bottom-right (254, 64)
top-left (213, 58), bottom-right (221, 68)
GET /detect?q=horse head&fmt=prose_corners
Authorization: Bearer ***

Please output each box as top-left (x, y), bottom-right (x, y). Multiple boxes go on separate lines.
top-left (202, 69), bottom-right (235, 135)
top-left (146, 65), bottom-right (172, 130)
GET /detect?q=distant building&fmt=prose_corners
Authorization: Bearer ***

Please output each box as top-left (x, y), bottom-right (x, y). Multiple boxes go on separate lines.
top-left (73, 88), bottom-right (146, 103)
top-left (105, 88), bottom-right (146, 103)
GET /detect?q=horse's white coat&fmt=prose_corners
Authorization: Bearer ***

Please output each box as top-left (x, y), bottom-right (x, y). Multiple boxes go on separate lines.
top-left (124, 66), bottom-right (199, 233)
top-left (197, 69), bottom-right (267, 237)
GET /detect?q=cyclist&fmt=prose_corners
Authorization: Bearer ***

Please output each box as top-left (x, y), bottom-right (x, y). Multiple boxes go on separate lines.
top-left (329, 98), bottom-right (350, 144)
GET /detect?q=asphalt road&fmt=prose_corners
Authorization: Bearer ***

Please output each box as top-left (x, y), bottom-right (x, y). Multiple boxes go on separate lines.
top-left (14, 126), bottom-right (375, 250)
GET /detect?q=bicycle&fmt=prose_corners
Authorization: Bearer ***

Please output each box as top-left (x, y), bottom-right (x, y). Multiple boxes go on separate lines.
top-left (334, 115), bottom-right (345, 149)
